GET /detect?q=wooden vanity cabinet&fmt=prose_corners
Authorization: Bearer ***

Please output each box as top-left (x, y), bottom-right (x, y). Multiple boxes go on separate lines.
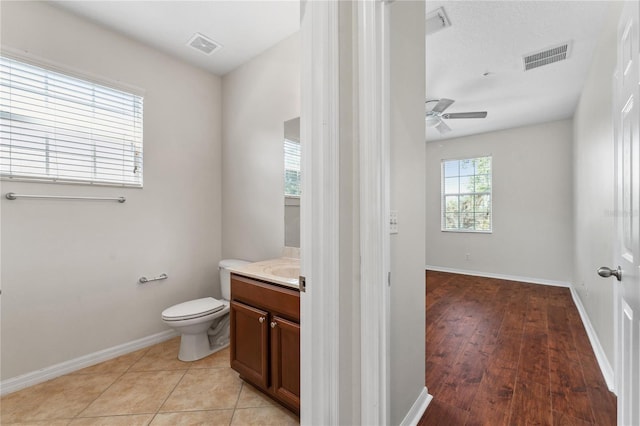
top-left (230, 274), bottom-right (300, 413)
top-left (270, 315), bottom-right (300, 409)
top-left (229, 301), bottom-right (269, 388)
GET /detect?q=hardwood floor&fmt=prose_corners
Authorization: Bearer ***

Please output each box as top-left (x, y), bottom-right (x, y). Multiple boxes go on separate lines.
top-left (418, 271), bottom-right (616, 426)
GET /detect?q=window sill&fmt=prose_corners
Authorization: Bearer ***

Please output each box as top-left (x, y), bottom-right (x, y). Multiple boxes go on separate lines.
top-left (285, 196), bottom-right (300, 206)
top-left (1, 176), bottom-right (143, 188)
top-left (441, 229), bottom-right (492, 234)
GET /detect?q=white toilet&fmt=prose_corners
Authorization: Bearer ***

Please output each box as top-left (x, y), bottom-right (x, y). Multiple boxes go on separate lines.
top-left (161, 259), bottom-right (249, 361)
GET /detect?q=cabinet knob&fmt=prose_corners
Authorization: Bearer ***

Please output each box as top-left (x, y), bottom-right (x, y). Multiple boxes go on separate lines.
top-left (270, 321), bottom-right (277, 328)
top-left (258, 316), bottom-right (265, 323)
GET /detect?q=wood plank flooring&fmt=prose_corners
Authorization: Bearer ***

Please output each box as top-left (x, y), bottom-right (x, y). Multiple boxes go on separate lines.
top-left (418, 271), bottom-right (616, 426)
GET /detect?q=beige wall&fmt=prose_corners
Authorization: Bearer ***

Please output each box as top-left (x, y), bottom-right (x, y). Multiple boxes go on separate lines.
top-left (0, 2), bottom-right (222, 380)
top-left (573, 0), bottom-right (624, 368)
top-left (426, 120), bottom-right (574, 284)
top-left (389, 1), bottom-right (427, 423)
top-left (221, 33), bottom-right (300, 262)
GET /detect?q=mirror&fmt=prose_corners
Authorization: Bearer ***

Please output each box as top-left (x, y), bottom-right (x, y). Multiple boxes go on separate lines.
top-left (284, 117), bottom-right (300, 248)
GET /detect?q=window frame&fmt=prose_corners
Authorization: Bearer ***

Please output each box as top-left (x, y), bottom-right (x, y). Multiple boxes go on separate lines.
top-left (0, 51), bottom-right (145, 188)
top-left (440, 155), bottom-right (493, 233)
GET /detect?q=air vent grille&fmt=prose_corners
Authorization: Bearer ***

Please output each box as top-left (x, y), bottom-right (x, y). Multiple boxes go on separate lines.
top-left (523, 42), bottom-right (571, 71)
top-left (187, 33), bottom-right (222, 55)
top-left (426, 7), bottom-right (451, 36)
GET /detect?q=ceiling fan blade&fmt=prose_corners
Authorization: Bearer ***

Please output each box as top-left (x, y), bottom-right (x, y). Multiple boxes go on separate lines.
top-left (442, 112), bottom-right (488, 119)
top-left (434, 118), bottom-right (451, 134)
top-left (430, 98), bottom-right (455, 113)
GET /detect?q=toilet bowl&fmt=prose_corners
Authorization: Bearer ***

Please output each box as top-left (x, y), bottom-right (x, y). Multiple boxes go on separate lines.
top-left (161, 259), bottom-right (249, 361)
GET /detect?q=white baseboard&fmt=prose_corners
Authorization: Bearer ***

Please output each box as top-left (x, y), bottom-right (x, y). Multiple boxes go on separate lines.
top-left (0, 329), bottom-right (177, 396)
top-left (425, 265), bottom-right (571, 288)
top-left (569, 287), bottom-right (615, 392)
top-left (399, 386), bottom-right (432, 426)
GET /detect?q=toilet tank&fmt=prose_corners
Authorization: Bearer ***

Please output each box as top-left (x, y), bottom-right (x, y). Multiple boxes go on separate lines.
top-left (219, 259), bottom-right (249, 301)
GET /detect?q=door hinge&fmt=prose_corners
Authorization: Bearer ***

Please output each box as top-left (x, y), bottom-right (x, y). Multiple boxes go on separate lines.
top-left (388, 271), bottom-right (391, 287)
top-left (299, 275), bottom-right (306, 292)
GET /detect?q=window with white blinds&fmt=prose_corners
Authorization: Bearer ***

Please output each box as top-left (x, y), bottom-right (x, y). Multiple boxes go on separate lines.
top-left (442, 156), bottom-right (492, 232)
top-left (0, 55), bottom-right (143, 187)
top-left (284, 138), bottom-right (301, 197)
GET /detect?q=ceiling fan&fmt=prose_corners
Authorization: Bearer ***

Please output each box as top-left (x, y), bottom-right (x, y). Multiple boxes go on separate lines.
top-left (425, 99), bottom-right (487, 134)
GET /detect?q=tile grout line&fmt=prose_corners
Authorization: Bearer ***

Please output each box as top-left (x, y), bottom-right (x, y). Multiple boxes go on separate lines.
top-left (149, 368), bottom-right (189, 424)
top-left (70, 367), bottom-right (133, 420)
top-left (2, 341), bottom-right (301, 425)
top-left (229, 381), bottom-right (245, 425)
top-left (70, 345), bottom-right (158, 421)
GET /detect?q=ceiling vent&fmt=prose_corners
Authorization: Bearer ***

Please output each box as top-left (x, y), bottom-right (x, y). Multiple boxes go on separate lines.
top-left (187, 33), bottom-right (222, 55)
top-left (426, 7), bottom-right (451, 36)
top-left (523, 42), bottom-right (572, 71)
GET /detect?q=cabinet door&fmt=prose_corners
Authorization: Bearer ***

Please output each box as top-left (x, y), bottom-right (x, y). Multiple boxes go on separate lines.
top-left (230, 301), bottom-right (269, 388)
top-left (270, 315), bottom-right (300, 411)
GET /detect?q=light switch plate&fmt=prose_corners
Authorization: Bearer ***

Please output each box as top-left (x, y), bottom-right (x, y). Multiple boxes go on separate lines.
top-left (390, 210), bottom-right (398, 234)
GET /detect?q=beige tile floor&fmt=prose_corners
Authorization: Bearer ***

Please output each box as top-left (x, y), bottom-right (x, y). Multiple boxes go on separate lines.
top-left (1, 337), bottom-right (300, 426)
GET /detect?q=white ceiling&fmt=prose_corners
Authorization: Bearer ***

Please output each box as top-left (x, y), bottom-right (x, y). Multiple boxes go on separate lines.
top-left (50, 1), bottom-right (609, 142)
top-left (425, 1), bottom-right (610, 142)
top-left (51, 1), bottom-right (300, 76)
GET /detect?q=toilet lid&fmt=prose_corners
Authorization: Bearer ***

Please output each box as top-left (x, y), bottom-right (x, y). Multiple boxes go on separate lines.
top-left (162, 297), bottom-right (224, 321)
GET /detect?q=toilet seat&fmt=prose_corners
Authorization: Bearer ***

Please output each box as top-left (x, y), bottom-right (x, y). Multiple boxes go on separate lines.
top-left (162, 297), bottom-right (224, 321)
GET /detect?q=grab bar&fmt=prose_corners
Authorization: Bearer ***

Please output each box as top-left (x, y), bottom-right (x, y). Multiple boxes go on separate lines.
top-left (5, 193), bottom-right (126, 203)
top-left (139, 273), bottom-right (168, 284)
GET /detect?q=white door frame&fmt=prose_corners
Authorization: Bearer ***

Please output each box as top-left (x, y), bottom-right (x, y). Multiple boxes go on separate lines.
top-left (299, 0), bottom-right (391, 424)
top-left (299, 0), bottom-right (341, 424)
top-left (357, 1), bottom-right (391, 425)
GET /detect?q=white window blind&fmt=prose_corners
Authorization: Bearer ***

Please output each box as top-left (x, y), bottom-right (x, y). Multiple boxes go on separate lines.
top-left (442, 156), bottom-right (492, 232)
top-left (284, 138), bottom-right (300, 197)
top-left (0, 55), bottom-right (143, 186)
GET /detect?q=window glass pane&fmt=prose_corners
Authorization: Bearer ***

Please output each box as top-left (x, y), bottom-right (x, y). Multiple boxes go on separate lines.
top-left (460, 195), bottom-right (473, 213)
top-left (444, 177), bottom-right (459, 194)
top-left (284, 170), bottom-right (300, 197)
top-left (460, 213), bottom-right (475, 230)
top-left (460, 176), bottom-right (473, 193)
top-left (474, 156), bottom-right (491, 175)
top-left (445, 195), bottom-right (459, 212)
top-left (459, 159), bottom-right (474, 176)
top-left (444, 213), bottom-right (459, 229)
top-left (443, 160), bottom-right (458, 177)
top-left (474, 174), bottom-right (490, 192)
top-left (474, 194), bottom-right (491, 212)
top-left (475, 212), bottom-right (491, 231)
top-left (441, 155), bottom-right (492, 232)
top-left (284, 138), bottom-right (301, 196)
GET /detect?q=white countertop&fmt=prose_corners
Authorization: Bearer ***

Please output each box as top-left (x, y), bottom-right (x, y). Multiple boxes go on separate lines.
top-left (228, 257), bottom-right (300, 289)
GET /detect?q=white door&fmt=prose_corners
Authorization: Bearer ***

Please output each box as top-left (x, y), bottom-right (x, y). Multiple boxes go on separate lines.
top-left (608, 1), bottom-right (640, 425)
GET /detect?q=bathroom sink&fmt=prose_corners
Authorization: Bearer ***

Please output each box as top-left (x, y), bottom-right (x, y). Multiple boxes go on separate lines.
top-left (229, 258), bottom-right (301, 288)
top-left (266, 265), bottom-right (300, 279)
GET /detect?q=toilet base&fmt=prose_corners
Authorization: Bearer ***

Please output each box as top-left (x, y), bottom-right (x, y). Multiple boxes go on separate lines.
top-left (178, 333), bottom-right (229, 362)
top-left (177, 312), bottom-right (230, 362)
